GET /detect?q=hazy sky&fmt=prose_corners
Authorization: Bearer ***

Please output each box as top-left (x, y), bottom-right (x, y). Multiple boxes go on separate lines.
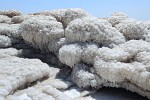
top-left (0, 0), bottom-right (150, 20)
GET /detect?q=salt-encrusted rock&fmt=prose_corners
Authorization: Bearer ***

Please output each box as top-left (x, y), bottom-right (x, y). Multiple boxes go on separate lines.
top-left (145, 33), bottom-right (150, 43)
top-left (94, 60), bottom-right (150, 99)
top-left (0, 96), bottom-right (5, 100)
top-left (11, 16), bottom-right (24, 24)
top-left (118, 40), bottom-right (150, 55)
top-left (112, 12), bottom-right (128, 17)
top-left (1, 9), bottom-right (150, 99)
top-left (66, 40), bottom-right (150, 99)
top-left (6, 85), bottom-right (71, 100)
top-left (48, 67), bottom-right (60, 79)
top-left (38, 66), bottom-right (73, 90)
top-left (38, 79), bottom-right (72, 90)
top-left (93, 40), bottom-right (150, 99)
top-left (59, 43), bottom-right (99, 67)
top-left (98, 18), bottom-right (112, 27)
top-left (65, 17), bottom-right (125, 46)
top-left (6, 87), bottom-right (55, 100)
top-left (63, 87), bottom-right (92, 99)
top-left (144, 21), bottom-right (150, 42)
top-left (116, 20), bottom-right (148, 40)
top-left (144, 20), bottom-right (150, 30)
top-left (59, 44), bottom-right (83, 67)
top-left (49, 8), bottom-right (91, 28)
top-left (81, 44), bottom-right (99, 65)
top-left (5, 65), bottom-right (72, 99)
top-left (95, 39), bottom-right (150, 62)
top-left (0, 10), bottom-right (21, 18)
top-left (108, 12), bottom-right (129, 27)
top-left (31, 8), bottom-right (91, 28)
top-left (48, 38), bottom-right (66, 55)
top-left (0, 15), bottom-right (11, 23)
top-left (134, 52), bottom-right (150, 72)
top-left (72, 64), bottom-right (100, 88)
top-left (0, 57), bottom-right (50, 97)
top-left (21, 17), bottom-right (64, 53)
top-left (96, 47), bottom-right (130, 62)
top-left (64, 88), bottom-right (81, 99)
top-left (0, 24), bottom-right (21, 38)
top-left (0, 48), bottom-right (22, 58)
top-left (0, 35), bottom-right (11, 48)
top-left (11, 15), bottom-right (57, 24)
top-left (37, 85), bottom-right (71, 100)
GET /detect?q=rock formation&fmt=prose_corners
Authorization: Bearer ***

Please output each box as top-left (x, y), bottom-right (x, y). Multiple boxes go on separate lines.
top-left (0, 8), bottom-right (150, 99)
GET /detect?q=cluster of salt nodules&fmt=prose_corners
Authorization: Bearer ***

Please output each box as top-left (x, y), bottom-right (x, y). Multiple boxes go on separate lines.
top-left (0, 8), bottom-right (150, 99)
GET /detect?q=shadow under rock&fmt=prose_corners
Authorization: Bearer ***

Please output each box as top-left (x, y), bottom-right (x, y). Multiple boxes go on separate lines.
top-left (20, 48), bottom-right (64, 67)
top-left (20, 48), bottom-right (72, 79)
top-left (91, 87), bottom-right (149, 100)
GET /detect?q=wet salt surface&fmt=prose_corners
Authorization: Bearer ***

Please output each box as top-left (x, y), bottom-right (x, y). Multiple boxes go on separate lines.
top-left (91, 87), bottom-right (149, 100)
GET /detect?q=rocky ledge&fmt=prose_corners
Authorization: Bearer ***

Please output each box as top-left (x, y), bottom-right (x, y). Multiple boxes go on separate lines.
top-left (0, 9), bottom-right (150, 100)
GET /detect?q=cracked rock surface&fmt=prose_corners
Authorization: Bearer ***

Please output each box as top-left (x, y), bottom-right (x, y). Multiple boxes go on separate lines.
top-left (0, 9), bottom-right (150, 100)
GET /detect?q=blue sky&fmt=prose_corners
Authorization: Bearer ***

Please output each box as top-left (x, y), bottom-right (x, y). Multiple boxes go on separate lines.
top-left (1, 0), bottom-right (150, 20)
